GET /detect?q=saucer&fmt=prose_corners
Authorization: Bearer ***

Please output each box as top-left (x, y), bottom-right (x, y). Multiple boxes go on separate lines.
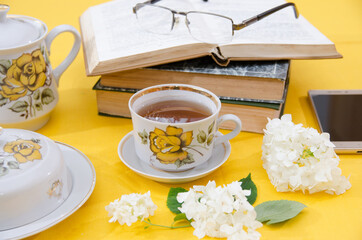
top-left (0, 142), bottom-right (96, 240)
top-left (118, 131), bottom-right (231, 183)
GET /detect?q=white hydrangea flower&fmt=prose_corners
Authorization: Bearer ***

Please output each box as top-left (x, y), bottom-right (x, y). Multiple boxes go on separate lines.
top-left (262, 114), bottom-right (351, 195)
top-left (105, 191), bottom-right (157, 226)
top-left (177, 181), bottom-right (262, 240)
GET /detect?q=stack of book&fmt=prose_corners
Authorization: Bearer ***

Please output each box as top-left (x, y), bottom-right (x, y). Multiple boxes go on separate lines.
top-left (93, 57), bottom-right (290, 133)
top-left (80, 0), bottom-right (341, 133)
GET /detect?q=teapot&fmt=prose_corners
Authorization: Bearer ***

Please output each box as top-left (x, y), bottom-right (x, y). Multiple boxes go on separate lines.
top-left (0, 5), bottom-right (81, 130)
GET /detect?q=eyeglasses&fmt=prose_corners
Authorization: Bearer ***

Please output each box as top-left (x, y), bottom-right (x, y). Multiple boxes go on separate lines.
top-left (133, 0), bottom-right (299, 44)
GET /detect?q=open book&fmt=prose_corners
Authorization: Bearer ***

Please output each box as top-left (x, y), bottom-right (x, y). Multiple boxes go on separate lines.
top-left (80, 0), bottom-right (342, 76)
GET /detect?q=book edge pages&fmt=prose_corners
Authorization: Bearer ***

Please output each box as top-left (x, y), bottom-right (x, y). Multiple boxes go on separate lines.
top-left (79, 9), bottom-right (100, 76)
top-left (219, 43), bottom-right (342, 60)
top-left (90, 45), bottom-right (212, 76)
top-left (99, 72), bottom-right (286, 101)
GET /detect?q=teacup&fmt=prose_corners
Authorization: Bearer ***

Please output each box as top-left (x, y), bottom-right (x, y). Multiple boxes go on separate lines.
top-left (0, 5), bottom-right (81, 130)
top-left (129, 84), bottom-right (242, 172)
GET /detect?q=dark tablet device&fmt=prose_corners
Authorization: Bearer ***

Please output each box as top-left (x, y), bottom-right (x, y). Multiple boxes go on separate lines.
top-left (308, 90), bottom-right (362, 154)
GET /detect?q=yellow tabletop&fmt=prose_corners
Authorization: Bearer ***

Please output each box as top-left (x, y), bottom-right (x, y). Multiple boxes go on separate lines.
top-left (2, 0), bottom-right (362, 239)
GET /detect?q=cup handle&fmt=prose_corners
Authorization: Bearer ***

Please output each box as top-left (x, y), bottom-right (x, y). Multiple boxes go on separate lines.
top-left (214, 114), bottom-right (242, 145)
top-left (45, 25), bottom-right (81, 85)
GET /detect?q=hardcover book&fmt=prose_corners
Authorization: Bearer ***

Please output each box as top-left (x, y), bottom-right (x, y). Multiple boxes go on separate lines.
top-left (100, 58), bottom-right (290, 102)
top-left (80, 0), bottom-right (341, 76)
top-left (92, 79), bottom-right (289, 133)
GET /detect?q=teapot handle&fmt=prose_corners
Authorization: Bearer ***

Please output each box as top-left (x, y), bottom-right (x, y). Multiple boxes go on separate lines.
top-left (45, 25), bottom-right (81, 85)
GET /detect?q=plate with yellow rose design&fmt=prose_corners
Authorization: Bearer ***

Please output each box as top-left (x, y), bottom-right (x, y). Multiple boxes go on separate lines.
top-left (118, 131), bottom-right (231, 183)
top-left (0, 142), bottom-right (96, 240)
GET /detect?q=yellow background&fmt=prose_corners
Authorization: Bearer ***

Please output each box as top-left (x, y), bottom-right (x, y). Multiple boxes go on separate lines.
top-left (2, 0), bottom-right (362, 239)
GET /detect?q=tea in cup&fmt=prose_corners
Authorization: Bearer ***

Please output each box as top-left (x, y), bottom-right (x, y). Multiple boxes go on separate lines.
top-left (128, 84), bottom-right (242, 172)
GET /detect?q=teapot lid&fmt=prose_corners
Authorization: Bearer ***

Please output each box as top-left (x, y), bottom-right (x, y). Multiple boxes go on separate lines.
top-left (0, 5), bottom-right (47, 50)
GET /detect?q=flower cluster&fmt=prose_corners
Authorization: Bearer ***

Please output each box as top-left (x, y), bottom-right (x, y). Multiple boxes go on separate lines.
top-left (177, 181), bottom-right (262, 240)
top-left (262, 114), bottom-right (351, 195)
top-left (105, 191), bottom-right (157, 226)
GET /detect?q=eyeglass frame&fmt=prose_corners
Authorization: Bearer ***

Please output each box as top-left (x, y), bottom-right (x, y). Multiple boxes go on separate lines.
top-left (133, 0), bottom-right (299, 41)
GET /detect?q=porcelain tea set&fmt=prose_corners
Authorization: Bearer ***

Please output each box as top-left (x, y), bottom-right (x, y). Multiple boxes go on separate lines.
top-left (0, 5), bottom-right (93, 237)
top-left (0, 4), bottom-right (242, 237)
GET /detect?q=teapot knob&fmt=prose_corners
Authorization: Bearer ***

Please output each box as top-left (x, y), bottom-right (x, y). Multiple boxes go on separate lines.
top-left (0, 4), bottom-right (9, 23)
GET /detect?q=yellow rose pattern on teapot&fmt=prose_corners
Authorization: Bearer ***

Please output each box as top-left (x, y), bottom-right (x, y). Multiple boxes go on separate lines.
top-left (0, 48), bottom-right (55, 119)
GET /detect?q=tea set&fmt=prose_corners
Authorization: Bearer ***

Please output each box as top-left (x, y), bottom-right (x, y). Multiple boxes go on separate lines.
top-left (0, 4), bottom-right (242, 238)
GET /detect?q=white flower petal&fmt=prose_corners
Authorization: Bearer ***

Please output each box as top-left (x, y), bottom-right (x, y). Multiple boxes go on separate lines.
top-left (177, 181), bottom-right (262, 240)
top-left (105, 191), bottom-right (157, 226)
top-left (262, 114), bottom-right (351, 195)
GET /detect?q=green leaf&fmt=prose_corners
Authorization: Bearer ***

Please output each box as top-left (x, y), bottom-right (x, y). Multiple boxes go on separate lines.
top-left (31, 138), bottom-right (40, 144)
top-left (167, 187), bottom-right (188, 214)
top-left (255, 200), bottom-right (307, 225)
top-left (0, 59), bottom-right (11, 75)
top-left (174, 159), bottom-right (182, 168)
top-left (0, 95), bottom-right (8, 107)
top-left (7, 161), bottom-right (19, 169)
top-left (206, 134), bottom-right (214, 146)
top-left (239, 173), bottom-right (257, 205)
top-left (41, 88), bottom-right (55, 105)
top-left (35, 102), bottom-right (43, 111)
top-left (183, 153), bottom-right (195, 163)
top-left (138, 130), bottom-right (148, 144)
top-left (33, 89), bottom-right (41, 100)
top-left (9, 101), bottom-right (28, 113)
top-left (173, 213), bottom-right (188, 222)
top-left (197, 130), bottom-right (206, 143)
top-left (0, 64), bottom-right (7, 76)
top-left (0, 75), bottom-right (5, 84)
top-left (208, 121), bottom-right (215, 134)
top-left (0, 167), bottom-right (9, 177)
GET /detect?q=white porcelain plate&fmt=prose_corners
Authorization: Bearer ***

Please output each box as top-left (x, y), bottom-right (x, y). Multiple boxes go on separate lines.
top-left (118, 131), bottom-right (231, 183)
top-left (0, 142), bottom-right (96, 240)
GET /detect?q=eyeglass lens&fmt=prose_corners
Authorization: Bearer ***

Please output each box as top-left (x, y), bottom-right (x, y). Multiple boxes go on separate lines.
top-left (186, 12), bottom-right (233, 44)
top-left (136, 4), bottom-right (174, 34)
top-left (135, 4), bottom-right (234, 44)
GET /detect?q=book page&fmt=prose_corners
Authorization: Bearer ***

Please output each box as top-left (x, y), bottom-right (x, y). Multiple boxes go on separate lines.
top-left (188, 0), bottom-right (333, 45)
top-left (82, 0), bottom-right (340, 74)
top-left (88, 0), bottom-right (205, 62)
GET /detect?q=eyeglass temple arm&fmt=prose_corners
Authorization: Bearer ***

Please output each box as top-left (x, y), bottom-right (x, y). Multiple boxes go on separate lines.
top-left (233, 2), bottom-right (299, 31)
